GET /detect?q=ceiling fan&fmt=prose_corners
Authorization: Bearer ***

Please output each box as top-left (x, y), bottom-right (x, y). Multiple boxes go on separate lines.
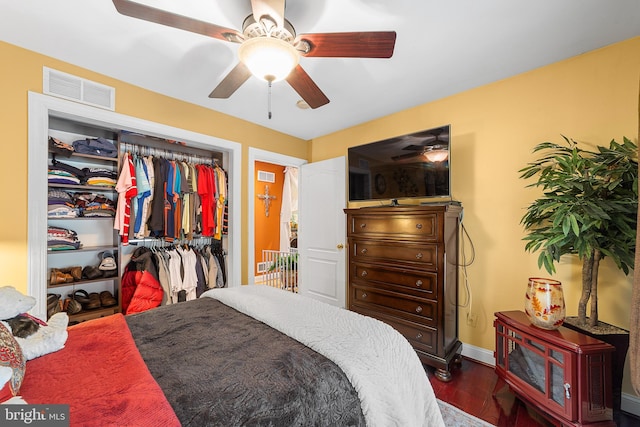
top-left (112, 0), bottom-right (397, 109)
top-left (391, 128), bottom-right (449, 162)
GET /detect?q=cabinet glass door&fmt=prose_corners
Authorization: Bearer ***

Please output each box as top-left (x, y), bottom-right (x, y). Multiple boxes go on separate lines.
top-left (505, 329), bottom-right (571, 416)
top-left (507, 332), bottom-right (548, 395)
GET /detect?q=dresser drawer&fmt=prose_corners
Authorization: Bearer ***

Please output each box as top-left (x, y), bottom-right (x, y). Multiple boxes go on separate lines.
top-left (350, 285), bottom-right (437, 326)
top-left (348, 213), bottom-right (441, 241)
top-left (351, 239), bottom-right (438, 269)
top-left (351, 262), bottom-right (437, 299)
top-left (352, 306), bottom-right (438, 354)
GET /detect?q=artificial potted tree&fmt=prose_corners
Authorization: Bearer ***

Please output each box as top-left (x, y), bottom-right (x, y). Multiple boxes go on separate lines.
top-left (519, 135), bottom-right (637, 420)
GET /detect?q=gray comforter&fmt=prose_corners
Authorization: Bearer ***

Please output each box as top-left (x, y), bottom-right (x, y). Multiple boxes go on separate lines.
top-left (125, 297), bottom-right (366, 426)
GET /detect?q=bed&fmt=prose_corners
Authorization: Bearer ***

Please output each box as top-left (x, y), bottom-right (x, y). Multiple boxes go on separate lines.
top-left (19, 285), bottom-right (444, 426)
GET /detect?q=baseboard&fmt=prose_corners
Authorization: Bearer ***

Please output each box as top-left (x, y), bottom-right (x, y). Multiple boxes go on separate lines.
top-left (622, 392), bottom-right (640, 417)
top-left (461, 342), bottom-right (494, 366)
top-left (460, 342), bottom-right (640, 417)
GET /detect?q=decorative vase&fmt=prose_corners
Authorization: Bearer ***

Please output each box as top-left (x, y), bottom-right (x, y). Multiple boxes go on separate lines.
top-left (524, 277), bottom-right (565, 330)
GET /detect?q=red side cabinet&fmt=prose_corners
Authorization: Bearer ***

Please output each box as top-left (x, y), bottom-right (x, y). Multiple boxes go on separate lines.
top-left (494, 311), bottom-right (615, 426)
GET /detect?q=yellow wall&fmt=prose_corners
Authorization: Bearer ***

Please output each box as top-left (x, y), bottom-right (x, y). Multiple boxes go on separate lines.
top-left (0, 40), bottom-right (309, 291)
top-left (3, 37), bottom-right (640, 388)
top-left (311, 37), bottom-right (640, 356)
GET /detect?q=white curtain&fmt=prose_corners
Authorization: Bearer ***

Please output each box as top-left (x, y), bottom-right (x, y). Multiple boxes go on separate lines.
top-left (279, 167), bottom-right (298, 252)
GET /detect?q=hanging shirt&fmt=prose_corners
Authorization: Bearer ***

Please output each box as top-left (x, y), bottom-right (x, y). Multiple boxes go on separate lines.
top-left (133, 155), bottom-right (151, 237)
top-left (114, 152), bottom-right (137, 245)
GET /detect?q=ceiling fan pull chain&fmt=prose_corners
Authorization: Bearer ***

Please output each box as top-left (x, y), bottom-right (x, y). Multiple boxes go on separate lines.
top-left (268, 80), bottom-right (273, 119)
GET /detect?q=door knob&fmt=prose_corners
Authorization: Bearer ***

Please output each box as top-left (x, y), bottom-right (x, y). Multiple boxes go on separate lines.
top-left (337, 243), bottom-right (344, 249)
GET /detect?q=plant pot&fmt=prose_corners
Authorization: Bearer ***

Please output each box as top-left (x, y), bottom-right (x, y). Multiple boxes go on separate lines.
top-left (562, 316), bottom-right (629, 424)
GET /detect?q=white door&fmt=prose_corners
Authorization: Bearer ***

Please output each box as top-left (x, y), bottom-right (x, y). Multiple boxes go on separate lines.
top-left (298, 156), bottom-right (347, 307)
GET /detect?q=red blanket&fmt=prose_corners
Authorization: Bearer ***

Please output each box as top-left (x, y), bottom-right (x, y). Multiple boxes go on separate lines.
top-left (20, 314), bottom-right (180, 427)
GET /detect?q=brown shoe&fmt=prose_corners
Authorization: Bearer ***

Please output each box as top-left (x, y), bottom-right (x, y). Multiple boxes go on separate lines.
top-left (47, 293), bottom-right (61, 319)
top-left (72, 289), bottom-right (90, 304)
top-left (51, 270), bottom-right (73, 284)
top-left (50, 269), bottom-right (65, 285)
top-left (87, 292), bottom-right (101, 309)
top-left (99, 291), bottom-right (117, 307)
top-left (64, 298), bottom-right (82, 315)
top-left (69, 266), bottom-right (82, 281)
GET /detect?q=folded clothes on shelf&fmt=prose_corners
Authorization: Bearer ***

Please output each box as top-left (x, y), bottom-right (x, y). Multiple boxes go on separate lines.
top-left (47, 226), bottom-right (81, 251)
top-left (47, 191), bottom-right (116, 218)
top-left (72, 137), bottom-right (118, 158)
top-left (47, 189), bottom-right (79, 218)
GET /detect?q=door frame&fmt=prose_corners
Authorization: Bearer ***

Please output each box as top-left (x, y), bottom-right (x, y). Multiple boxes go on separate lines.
top-left (247, 148), bottom-right (306, 285)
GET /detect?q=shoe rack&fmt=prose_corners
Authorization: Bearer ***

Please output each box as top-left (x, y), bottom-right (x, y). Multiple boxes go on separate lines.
top-left (46, 117), bottom-right (121, 323)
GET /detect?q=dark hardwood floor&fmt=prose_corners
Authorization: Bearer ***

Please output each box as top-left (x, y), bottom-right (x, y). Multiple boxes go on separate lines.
top-left (426, 357), bottom-right (640, 426)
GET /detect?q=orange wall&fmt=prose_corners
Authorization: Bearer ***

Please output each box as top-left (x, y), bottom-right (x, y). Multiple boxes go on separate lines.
top-left (253, 161), bottom-right (285, 275)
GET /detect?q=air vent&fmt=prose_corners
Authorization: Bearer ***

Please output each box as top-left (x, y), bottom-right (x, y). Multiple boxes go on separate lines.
top-left (257, 170), bottom-right (276, 183)
top-left (256, 261), bottom-right (271, 274)
top-left (43, 67), bottom-right (115, 111)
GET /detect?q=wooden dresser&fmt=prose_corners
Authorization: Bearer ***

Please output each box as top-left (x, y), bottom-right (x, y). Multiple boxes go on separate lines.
top-left (345, 204), bottom-right (462, 381)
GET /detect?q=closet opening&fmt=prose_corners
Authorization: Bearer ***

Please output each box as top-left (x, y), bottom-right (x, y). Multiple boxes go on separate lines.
top-left (28, 92), bottom-right (241, 320)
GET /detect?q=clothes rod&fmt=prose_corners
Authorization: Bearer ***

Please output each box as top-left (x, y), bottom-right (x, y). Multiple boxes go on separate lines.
top-left (119, 130), bottom-right (223, 162)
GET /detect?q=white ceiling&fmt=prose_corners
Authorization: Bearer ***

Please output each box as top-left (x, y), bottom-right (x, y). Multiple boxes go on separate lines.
top-left (2, 0), bottom-right (639, 140)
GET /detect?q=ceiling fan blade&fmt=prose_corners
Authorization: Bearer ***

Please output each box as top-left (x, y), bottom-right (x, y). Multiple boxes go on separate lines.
top-left (295, 31), bottom-right (396, 58)
top-left (403, 144), bottom-right (430, 151)
top-left (285, 65), bottom-right (330, 109)
top-left (250, 0), bottom-right (285, 29)
top-left (209, 62), bottom-right (252, 99)
top-left (112, 0), bottom-right (243, 43)
top-left (392, 151), bottom-right (423, 161)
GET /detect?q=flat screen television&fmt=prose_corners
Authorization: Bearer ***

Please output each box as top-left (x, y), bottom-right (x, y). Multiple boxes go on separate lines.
top-left (348, 125), bottom-right (450, 202)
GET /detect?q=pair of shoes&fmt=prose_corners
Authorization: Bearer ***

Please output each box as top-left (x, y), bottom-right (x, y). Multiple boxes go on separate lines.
top-left (47, 293), bottom-right (61, 319)
top-left (99, 251), bottom-right (117, 271)
top-left (63, 298), bottom-right (82, 315)
top-left (50, 269), bottom-right (73, 285)
top-left (71, 290), bottom-right (100, 310)
top-left (99, 291), bottom-right (117, 307)
top-left (58, 266), bottom-right (82, 281)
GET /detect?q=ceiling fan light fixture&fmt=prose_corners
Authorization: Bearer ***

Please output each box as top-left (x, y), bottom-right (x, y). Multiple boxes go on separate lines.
top-left (423, 145), bottom-right (449, 162)
top-left (238, 36), bottom-right (299, 83)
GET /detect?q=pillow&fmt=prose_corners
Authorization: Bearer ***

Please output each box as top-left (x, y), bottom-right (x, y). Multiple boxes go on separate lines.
top-left (0, 322), bottom-right (25, 402)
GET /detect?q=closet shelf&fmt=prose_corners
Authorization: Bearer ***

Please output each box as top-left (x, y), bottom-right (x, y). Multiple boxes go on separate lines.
top-left (49, 150), bottom-right (118, 163)
top-left (48, 276), bottom-right (118, 289)
top-left (47, 216), bottom-right (115, 221)
top-left (47, 244), bottom-right (118, 254)
top-left (48, 183), bottom-right (116, 192)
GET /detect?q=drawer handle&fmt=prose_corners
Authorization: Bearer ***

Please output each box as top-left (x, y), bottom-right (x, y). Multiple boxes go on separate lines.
top-left (360, 223), bottom-right (367, 229)
top-left (361, 270), bottom-right (368, 277)
top-left (416, 332), bottom-right (423, 340)
top-left (415, 306), bottom-right (423, 313)
top-left (361, 292), bottom-right (368, 299)
top-left (361, 248), bottom-right (368, 254)
top-left (416, 253), bottom-right (423, 260)
top-left (416, 280), bottom-right (423, 287)
top-left (416, 223), bottom-right (423, 230)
